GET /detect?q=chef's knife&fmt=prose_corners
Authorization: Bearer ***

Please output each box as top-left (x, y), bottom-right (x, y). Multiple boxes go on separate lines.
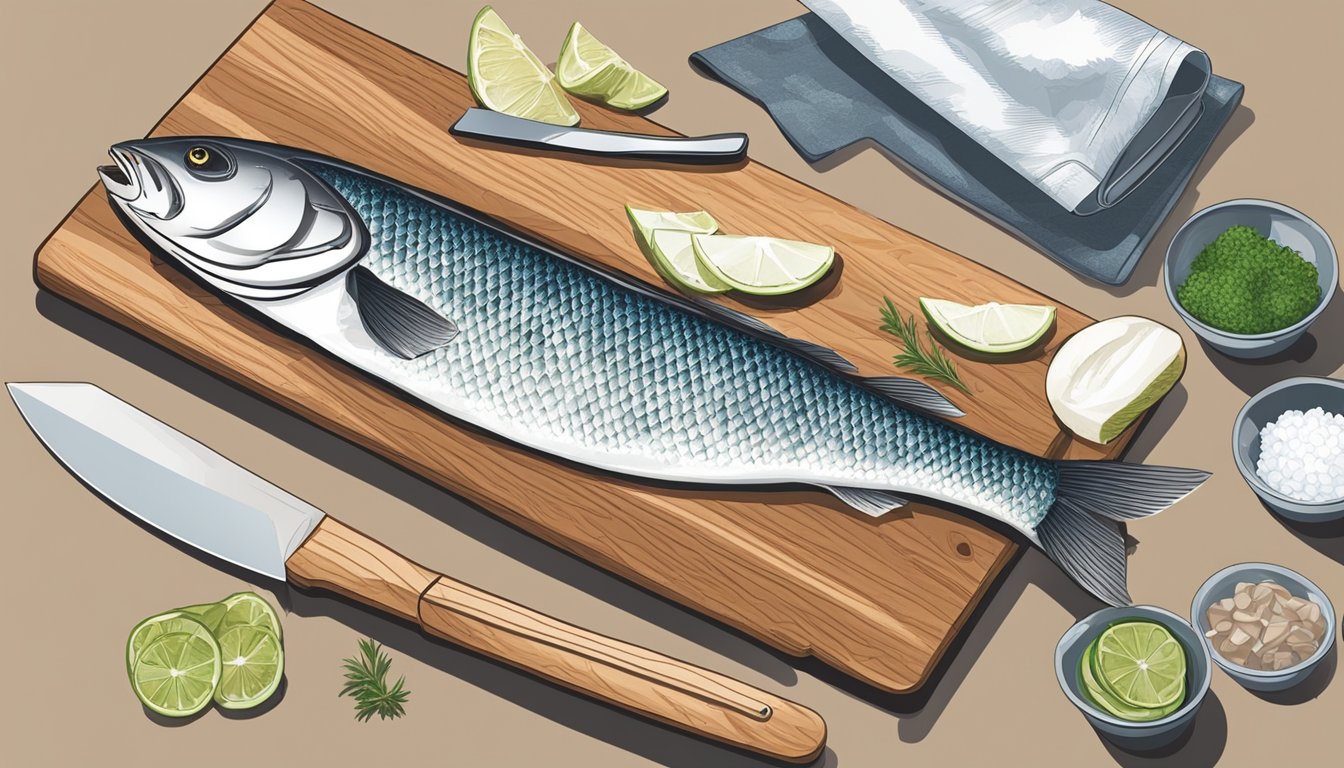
top-left (9, 382), bottom-right (824, 762)
top-left (451, 108), bottom-right (748, 164)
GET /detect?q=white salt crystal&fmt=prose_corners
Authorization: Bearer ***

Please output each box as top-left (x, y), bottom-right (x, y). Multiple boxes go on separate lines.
top-left (1256, 407), bottom-right (1344, 502)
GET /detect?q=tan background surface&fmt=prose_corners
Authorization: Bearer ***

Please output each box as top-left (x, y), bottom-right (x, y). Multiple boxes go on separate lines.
top-left (2, 1), bottom-right (1340, 766)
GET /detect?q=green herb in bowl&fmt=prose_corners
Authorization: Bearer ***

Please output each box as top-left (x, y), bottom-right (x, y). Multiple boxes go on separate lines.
top-left (1176, 225), bottom-right (1320, 334)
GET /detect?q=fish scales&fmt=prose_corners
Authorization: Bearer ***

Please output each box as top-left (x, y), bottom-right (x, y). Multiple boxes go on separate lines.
top-left (315, 164), bottom-right (1058, 529)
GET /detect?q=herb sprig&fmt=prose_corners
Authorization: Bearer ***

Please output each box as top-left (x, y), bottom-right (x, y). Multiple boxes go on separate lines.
top-left (879, 298), bottom-right (970, 395)
top-left (339, 638), bottom-right (411, 722)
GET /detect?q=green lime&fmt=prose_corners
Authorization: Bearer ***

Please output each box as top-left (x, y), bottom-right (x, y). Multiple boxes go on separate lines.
top-left (1080, 642), bottom-right (1182, 722)
top-left (130, 631), bottom-right (222, 718)
top-left (468, 6), bottom-right (579, 126)
top-left (625, 206), bottom-right (725, 292)
top-left (213, 625), bottom-right (284, 710)
top-left (126, 611), bottom-right (217, 672)
top-left (176, 601), bottom-right (227, 634)
top-left (919, 298), bottom-right (1055, 354)
top-left (691, 234), bottom-right (834, 296)
top-left (217, 592), bottom-right (283, 642)
top-left (1093, 621), bottom-right (1186, 709)
top-left (556, 22), bottom-right (667, 110)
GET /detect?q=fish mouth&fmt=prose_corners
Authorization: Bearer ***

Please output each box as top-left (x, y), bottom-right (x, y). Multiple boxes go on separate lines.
top-left (97, 146), bottom-right (142, 202)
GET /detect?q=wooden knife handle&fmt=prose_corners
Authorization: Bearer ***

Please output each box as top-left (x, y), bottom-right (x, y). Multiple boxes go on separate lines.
top-left (286, 518), bottom-right (826, 763)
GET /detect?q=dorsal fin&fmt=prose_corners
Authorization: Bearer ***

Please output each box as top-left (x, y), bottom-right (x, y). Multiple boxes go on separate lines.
top-left (862, 376), bottom-right (964, 418)
top-left (347, 266), bottom-right (458, 359)
top-left (687, 296), bottom-right (859, 373)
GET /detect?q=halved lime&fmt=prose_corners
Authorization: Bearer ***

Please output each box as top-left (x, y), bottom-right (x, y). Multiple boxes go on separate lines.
top-left (468, 6), bottom-right (579, 126)
top-left (217, 592), bottom-right (283, 642)
top-left (556, 22), bottom-right (667, 110)
top-left (920, 298), bottom-right (1055, 354)
top-left (126, 611), bottom-right (218, 672)
top-left (692, 234), bottom-right (834, 296)
top-left (1093, 621), bottom-right (1186, 709)
top-left (130, 631), bottom-right (222, 718)
top-left (1080, 642), bottom-right (1182, 722)
top-left (213, 625), bottom-right (284, 710)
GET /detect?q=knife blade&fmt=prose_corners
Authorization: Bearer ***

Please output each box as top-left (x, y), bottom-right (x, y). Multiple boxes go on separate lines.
top-left (8, 382), bottom-right (824, 762)
top-left (450, 108), bottom-right (748, 164)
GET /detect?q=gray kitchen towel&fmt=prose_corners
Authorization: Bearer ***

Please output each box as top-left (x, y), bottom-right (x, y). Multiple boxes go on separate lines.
top-left (690, 14), bottom-right (1244, 285)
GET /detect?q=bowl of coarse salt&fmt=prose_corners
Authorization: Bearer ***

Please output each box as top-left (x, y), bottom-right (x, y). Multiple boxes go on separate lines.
top-left (1233, 376), bottom-right (1344, 521)
top-left (1192, 563), bottom-right (1335, 691)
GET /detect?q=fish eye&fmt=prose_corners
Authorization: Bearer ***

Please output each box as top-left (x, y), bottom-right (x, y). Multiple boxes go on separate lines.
top-left (182, 144), bottom-right (233, 178)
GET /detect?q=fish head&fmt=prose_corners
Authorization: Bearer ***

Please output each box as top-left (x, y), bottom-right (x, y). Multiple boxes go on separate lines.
top-left (98, 137), bottom-right (365, 300)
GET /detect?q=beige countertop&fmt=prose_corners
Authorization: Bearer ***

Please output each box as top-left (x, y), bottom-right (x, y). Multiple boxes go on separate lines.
top-left (3, 1), bottom-right (1340, 766)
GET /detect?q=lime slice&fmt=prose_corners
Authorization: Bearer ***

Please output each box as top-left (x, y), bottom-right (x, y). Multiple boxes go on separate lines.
top-left (556, 22), bottom-right (667, 110)
top-left (176, 601), bottom-right (227, 635)
top-left (919, 298), bottom-right (1055, 354)
top-left (213, 626), bottom-right (284, 710)
top-left (217, 592), bottom-right (283, 642)
top-left (1080, 642), bottom-right (1182, 722)
top-left (126, 611), bottom-right (218, 672)
top-left (1093, 621), bottom-right (1186, 709)
top-left (468, 6), bottom-right (579, 126)
top-left (130, 631), bottom-right (222, 718)
top-left (692, 234), bottom-right (834, 296)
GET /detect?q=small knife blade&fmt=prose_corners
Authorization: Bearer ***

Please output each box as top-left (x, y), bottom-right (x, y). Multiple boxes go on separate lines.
top-left (450, 108), bottom-right (748, 164)
top-left (7, 381), bottom-right (826, 762)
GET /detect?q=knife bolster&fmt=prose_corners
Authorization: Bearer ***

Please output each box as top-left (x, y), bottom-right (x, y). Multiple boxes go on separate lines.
top-left (285, 517), bottom-right (438, 622)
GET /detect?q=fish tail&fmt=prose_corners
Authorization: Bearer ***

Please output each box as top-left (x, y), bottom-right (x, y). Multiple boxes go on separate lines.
top-left (1037, 461), bottom-right (1210, 606)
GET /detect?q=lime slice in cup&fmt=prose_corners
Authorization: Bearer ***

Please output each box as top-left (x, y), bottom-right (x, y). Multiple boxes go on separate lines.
top-left (1092, 621), bottom-right (1186, 710)
top-left (557, 22), bottom-right (667, 110)
top-left (130, 631), bottom-right (222, 718)
top-left (1080, 642), bottom-right (1182, 722)
top-left (468, 6), bottom-right (579, 126)
top-left (692, 234), bottom-right (834, 296)
top-left (213, 625), bottom-right (284, 710)
top-left (919, 298), bottom-right (1055, 354)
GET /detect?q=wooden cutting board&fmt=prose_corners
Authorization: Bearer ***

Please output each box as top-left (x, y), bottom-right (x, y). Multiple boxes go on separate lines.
top-left (35, 0), bottom-right (1142, 693)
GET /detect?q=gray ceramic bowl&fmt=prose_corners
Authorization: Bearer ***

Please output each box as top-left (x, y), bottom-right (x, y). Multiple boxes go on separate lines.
top-left (1055, 605), bottom-right (1211, 751)
top-left (1164, 199), bottom-right (1337, 359)
top-left (1232, 376), bottom-right (1344, 521)
top-left (1191, 563), bottom-right (1336, 691)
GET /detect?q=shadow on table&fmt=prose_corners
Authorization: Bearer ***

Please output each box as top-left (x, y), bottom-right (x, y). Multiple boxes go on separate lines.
top-left (1273, 509), bottom-right (1344, 566)
top-left (1248, 644), bottom-right (1336, 705)
top-left (1097, 690), bottom-right (1227, 768)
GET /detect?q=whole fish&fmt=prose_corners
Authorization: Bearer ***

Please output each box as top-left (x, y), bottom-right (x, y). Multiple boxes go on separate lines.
top-left (98, 137), bottom-right (1207, 605)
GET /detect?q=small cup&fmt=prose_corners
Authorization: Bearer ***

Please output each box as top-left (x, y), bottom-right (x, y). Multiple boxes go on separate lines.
top-left (1191, 563), bottom-right (1336, 692)
top-left (1232, 376), bottom-right (1344, 522)
top-left (1164, 199), bottom-right (1336, 359)
top-left (1055, 605), bottom-right (1211, 751)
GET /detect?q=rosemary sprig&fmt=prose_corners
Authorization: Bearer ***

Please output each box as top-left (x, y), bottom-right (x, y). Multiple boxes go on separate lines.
top-left (879, 297), bottom-right (971, 395)
top-left (339, 638), bottom-right (411, 722)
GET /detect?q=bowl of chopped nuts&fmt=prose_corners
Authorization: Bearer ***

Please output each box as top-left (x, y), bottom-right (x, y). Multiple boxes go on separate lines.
top-left (1191, 563), bottom-right (1335, 691)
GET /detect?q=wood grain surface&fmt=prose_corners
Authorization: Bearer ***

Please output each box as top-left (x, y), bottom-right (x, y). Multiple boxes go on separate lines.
top-left (34, 0), bottom-right (1144, 693)
top-left (287, 517), bottom-right (827, 762)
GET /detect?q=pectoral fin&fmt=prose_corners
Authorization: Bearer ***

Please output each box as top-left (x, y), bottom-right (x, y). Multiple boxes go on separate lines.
top-left (347, 266), bottom-right (458, 359)
top-left (824, 485), bottom-right (907, 516)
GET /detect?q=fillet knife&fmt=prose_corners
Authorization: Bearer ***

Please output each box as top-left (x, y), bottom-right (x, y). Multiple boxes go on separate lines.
top-left (9, 382), bottom-right (824, 762)
top-left (450, 108), bottom-right (748, 164)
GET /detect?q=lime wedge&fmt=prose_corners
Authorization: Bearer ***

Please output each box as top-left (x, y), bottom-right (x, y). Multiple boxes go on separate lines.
top-left (217, 592), bottom-right (283, 642)
top-left (1080, 642), bottom-right (1182, 722)
top-left (648, 230), bottom-right (732, 293)
top-left (692, 234), bottom-right (834, 296)
top-left (213, 625), bottom-right (284, 710)
top-left (468, 6), bottom-right (579, 126)
top-left (920, 298), bottom-right (1055, 354)
top-left (1093, 621), bottom-right (1186, 709)
top-left (130, 631), bottom-right (222, 718)
top-left (126, 611), bottom-right (218, 672)
top-left (626, 206), bottom-right (717, 244)
top-left (556, 22), bottom-right (667, 110)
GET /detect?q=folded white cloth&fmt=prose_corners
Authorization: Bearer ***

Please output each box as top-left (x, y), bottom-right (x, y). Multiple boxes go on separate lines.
top-left (802, 0), bottom-right (1210, 211)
